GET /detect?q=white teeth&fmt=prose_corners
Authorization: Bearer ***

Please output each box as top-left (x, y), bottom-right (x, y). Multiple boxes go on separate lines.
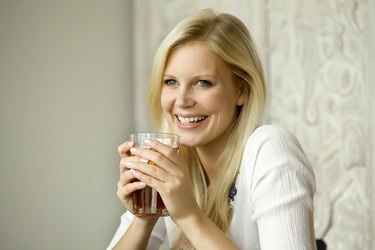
top-left (178, 116), bottom-right (206, 125)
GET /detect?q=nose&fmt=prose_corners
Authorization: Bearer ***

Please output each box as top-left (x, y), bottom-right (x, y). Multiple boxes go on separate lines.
top-left (175, 85), bottom-right (195, 108)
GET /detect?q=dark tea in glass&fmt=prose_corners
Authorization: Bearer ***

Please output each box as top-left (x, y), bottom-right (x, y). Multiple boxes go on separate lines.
top-left (130, 132), bottom-right (179, 216)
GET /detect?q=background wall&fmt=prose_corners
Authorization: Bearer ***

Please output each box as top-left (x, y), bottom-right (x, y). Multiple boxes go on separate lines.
top-left (264, 1), bottom-right (374, 249)
top-left (0, 1), bottom-right (132, 249)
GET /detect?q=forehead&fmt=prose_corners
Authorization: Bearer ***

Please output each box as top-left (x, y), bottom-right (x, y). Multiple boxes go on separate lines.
top-left (164, 41), bottom-right (230, 75)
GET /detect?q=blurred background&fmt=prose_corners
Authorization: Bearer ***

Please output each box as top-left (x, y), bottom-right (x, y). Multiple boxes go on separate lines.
top-left (0, 0), bottom-right (374, 249)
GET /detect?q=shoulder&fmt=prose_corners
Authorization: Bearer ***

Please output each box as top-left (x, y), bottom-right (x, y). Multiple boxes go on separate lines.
top-left (241, 125), bottom-right (314, 183)
top-left (251, 124), bottom-right (298, 142)
top-left (244, 125), bottom-right (302, 154)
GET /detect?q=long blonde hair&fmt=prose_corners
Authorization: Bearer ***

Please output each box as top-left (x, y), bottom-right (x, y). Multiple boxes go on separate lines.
top-left (147, 9), bottom-right (266, 247)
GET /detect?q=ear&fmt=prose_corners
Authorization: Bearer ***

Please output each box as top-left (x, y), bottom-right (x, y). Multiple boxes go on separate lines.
top-left (236, 83), bottom-right (247, 106)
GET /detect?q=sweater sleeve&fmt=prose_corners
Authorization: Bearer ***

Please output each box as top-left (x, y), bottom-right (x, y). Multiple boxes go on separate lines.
top-left (106, 211), bottom-right (167, 250)
top-left (250, 126), bottom-right (317, 250)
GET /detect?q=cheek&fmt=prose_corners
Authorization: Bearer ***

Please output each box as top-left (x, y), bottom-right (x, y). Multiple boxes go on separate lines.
top-left (160, 90), bottom-right (173, 112)
top-left (203, 91), bottom-right (237, 114)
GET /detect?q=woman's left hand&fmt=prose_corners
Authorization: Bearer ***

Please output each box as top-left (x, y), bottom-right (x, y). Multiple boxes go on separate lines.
top-left (124, 139), bottom-right (201, 222)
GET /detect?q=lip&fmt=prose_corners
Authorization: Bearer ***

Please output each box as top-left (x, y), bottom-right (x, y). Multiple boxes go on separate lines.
top-left (174, 114), bottom-right (208, 129)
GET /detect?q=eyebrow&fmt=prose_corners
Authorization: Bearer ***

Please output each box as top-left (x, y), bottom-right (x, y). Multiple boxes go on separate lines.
top-left (162, 74), bottom-right (218, 79)
top-left (162, 74), bottom-right (175, 78)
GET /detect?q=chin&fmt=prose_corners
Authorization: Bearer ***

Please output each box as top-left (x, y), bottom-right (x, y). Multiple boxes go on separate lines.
top-left (180, 142), bottom-right (196, 148)
top-left (180, 137), bottom-right (204, 148)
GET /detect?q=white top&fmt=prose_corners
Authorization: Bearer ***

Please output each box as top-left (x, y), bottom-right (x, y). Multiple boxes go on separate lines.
top-left (107, 125), bottom-right (317, 250)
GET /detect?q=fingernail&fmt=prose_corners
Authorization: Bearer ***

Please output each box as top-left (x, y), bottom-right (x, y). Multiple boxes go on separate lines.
top-left (138, 182), bottom-right (145, 186)
top-left (144, 139), bottom-right (152, 145)
top-left (129, 169), bottom-right (136, 175)
top-left (130, 148), bottom-right (136, 154)
top-left (128, 141), bottom-right (134, 147)
top-left (140, 158), bottom-right (148, 164)
top-left (125, 161), bottom-right (132, 166)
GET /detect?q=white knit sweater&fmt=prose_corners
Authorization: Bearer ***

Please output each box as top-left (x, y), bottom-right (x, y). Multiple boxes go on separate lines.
top-left (107, 125), bottom-right (317, 250)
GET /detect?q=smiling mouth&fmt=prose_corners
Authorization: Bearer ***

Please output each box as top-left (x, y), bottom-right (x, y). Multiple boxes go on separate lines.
top-left (176, 115), bottom-right (208, 126)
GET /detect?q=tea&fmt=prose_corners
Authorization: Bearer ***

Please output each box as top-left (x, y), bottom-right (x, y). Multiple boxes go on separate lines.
top-left (130, 132), bottom-right (179, 217)
top-left (132, 186), bottom-right (167, 216)
top-left (131, 159), bottom-right (168, 216)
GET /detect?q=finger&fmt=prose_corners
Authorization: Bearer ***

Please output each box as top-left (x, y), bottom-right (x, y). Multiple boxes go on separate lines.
top-left (130, 146), bottom-right (179, 173)
top-left (119, 156), bottom-right (142, 172)
top-left (118, 169), bottom-right (137, 186)
top-left (125, 158), bottom-right (169, 184)
top-left (117, 181), bottom-right (146, 201)
top-left (127, 168), bottom-right (163, 190)
top-left (118, 141), bottom-right (135, 157)
top-left (145, 139), bottom-right (180, 164)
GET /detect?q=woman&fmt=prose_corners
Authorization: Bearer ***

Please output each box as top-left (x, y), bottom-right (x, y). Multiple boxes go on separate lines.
top-left (108, 9), bottom-right (317, 250)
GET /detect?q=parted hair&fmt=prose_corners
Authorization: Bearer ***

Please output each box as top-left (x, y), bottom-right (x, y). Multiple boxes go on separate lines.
top-left (147, 9), bottom-right (266, 248)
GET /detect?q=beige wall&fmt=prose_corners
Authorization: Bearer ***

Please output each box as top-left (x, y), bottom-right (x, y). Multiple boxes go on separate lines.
top-left (0, 1), bottom-right (132, 249)
top-left (370, 0), bottom-right (375, 247)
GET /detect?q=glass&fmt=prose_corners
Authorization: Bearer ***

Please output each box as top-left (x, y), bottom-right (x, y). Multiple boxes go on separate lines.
top-left (130, 132), bottom-right (179, 216)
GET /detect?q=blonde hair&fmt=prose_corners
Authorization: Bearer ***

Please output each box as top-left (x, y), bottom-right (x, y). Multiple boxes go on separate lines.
top-left (147, 9), bottom-right (266, 247)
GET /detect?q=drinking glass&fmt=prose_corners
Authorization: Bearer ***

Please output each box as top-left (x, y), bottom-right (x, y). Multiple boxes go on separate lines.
top-left (130, 132), bottom-right (179, 216)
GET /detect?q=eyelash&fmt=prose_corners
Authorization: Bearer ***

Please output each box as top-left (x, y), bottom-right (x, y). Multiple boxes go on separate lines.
top-left (163, 79), bottom-right (177, 86)
top-left (195, 80), bottom-right (212, 87)
top-left (163, 79), bottom-right (213, 87)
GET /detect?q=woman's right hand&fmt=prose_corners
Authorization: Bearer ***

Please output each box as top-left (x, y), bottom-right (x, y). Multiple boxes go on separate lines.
top-left (112, 141), bottom-right (158, 250)
top-left (116, 141), bottom-right (147, 213)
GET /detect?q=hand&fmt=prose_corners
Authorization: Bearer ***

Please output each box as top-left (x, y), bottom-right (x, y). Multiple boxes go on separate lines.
top-left (117, 141), bottom-right (148, 214)
top-left (124, 140), bottom-right (202, 223)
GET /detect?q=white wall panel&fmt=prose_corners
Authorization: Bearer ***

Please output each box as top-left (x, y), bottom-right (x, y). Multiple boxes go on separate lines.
top-left (264, 1), bottom-right (373, 249)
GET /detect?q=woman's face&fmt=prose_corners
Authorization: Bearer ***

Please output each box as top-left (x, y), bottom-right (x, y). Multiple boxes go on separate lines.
top-left (161, 41), bottom-right (245, 148)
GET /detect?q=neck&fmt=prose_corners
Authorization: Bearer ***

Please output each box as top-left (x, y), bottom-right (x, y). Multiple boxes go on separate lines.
top-left (195, 147), bottom-right (219, 182)
top-left (195, 133), bottom-right (231, 182)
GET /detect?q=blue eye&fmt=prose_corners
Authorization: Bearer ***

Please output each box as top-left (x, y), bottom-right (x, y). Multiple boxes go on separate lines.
top-left (196, 80), bottom-right (212, 87)
top-left (164, 79), bottom-right (177, 86)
